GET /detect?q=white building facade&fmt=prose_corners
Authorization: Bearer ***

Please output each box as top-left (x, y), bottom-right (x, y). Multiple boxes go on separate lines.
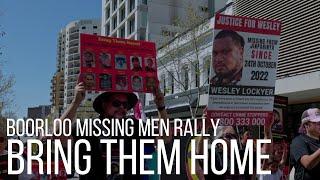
top-left (144, 1), bottom-right (231, 118)
top-left (101, 0), bottom-right (210, 46)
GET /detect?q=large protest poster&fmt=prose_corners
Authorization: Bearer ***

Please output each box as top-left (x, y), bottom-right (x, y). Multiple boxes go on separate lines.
top-left (79, 34), bottom-right (158, 93)
top-left (272, 95), bottom-right (289, 178)
top-left (207, 14), bottom-right (281, 126)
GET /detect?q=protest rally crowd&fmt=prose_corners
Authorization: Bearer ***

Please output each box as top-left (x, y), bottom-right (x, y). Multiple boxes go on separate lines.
top-left (1, 15), bottom-right (320, 180)
top-left (1, 90), bottom-right (320, 180)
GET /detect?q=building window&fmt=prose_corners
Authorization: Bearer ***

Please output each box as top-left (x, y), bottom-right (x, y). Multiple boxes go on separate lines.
top-left (191, 61), bottom-right (200, 88)
top-left (203, 57), bottom-right (211, 84)
top-left (120, 27), bottom-right (125, 38)
top-left (120, 7), bottom-right (125, 22)
top-left (81, 26), bottom-right (86, 29)
top-left (113, 0), bottom-right (117, 11)
top-left (195, 61), bottom-right (200, 87)
top-left (93, 26), bottom-right (98, 29)
top-left (161, 74), bottom-right (166, 96)
top-left (106, 6), bottom-right (110, 19)
top-left (113, 16), bottom-right (118, 30)
top-left (142, 0), bottom-right (147, 5)
top-left (182, 65), bottom-right (189, 90)
top-left (129, 0), bottom-right (135, 12)
top-left (170, 72), bottom-right (174, 94)
top-left (106, 23), bottom-right (110, 35)
top-left (129, 18), bottom-right (135, 34)
top-left (141, 11), bottom-right (147, 28)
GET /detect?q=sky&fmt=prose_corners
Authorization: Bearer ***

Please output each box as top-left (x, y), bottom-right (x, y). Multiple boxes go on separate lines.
top-left (1, 0), bottom-right (102, 117)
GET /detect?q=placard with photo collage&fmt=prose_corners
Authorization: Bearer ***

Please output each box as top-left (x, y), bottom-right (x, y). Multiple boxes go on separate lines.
top-left (79, 34), bottom-right (158, 93)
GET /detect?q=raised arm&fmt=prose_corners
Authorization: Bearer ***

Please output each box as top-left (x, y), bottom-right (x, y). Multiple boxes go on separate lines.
top-left (58, 82), bottom-right (85, 146)
top-left (153, 88), bottom-right (172, 144)
top-left (60, 82), bottom-right (85, 121)
top-left (262, 117), bottom-right (274, 154)
top-left (261, 117), bottom-right (274, 170)
top-left (279, 143), bottom-right (288, 169)
top-left (300, 149), bottom-right (320, 170)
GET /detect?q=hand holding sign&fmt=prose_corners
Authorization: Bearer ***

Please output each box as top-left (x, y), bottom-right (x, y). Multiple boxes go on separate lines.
top-left (153, 87), bottom-right (165, 109)
top-left (73, 82), bottom-right (85, 105)
top-left (207, 14), bottom-right (281, 126)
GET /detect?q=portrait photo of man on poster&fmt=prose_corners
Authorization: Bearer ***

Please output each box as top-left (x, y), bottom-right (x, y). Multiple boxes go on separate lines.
top-left (210, 30), bottom-right (244, 86)
top-left (115, 55), bottom-right (127, 70)
top-left (100, 52), bottom-right (112, 68)
top-left (131, 56), bottom-right (142, 71)
top-left (83, 51), bottom-right (95, 68)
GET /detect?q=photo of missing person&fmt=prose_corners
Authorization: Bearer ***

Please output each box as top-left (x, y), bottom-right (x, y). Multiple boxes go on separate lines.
top-left (272, 108), bottom-right (284, 133)
top-left (82, 50), bottom-right (95, 68)
top-left (100, 52), bottom-right (112, 68)
top-left (131, 56), bottom-right (142, 71)
top-left (115, 55), bottom-right (127, 70)
top-left (115, 75), bottom-right (128, 90)
top-left (210, 30), bottom-right (244, 86)
top-left (145, 76), bottom-right (156, 92)
top-left (99, 74), bottom-right (112, 90)
top-left (131, 75), bottom-right (143, 91)
top-left (145, 58), bottom-right (155, 72)
top-left (83, 73), bottom-right (96, 90)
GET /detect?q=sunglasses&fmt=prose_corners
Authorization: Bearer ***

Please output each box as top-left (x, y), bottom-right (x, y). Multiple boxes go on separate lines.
top-left (0, 137), bottom-right (5, 143)
top-left (112, 100), bottom-right (129, 109)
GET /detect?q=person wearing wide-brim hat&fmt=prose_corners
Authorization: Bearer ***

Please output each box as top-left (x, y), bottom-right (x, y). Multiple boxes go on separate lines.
top-left (290, 108), bottom-right (320, 180)
top-left (60, 82), bottom-right (166, 119)
top-left (93, 91), bottom-right (138, 118)
top-left (59, 82), bottom-right (170, 180)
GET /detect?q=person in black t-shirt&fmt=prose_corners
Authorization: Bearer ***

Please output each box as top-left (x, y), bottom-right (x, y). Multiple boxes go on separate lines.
top-left (59, 82), bottom-right (170, 180)
top-left (290, 108), bottom-right (320, 180)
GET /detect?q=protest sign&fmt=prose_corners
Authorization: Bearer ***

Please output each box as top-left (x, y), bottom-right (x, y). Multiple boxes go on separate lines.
top-left (272, 95), bottom-right (288, 134)
top-left (79, 34), bottom-right (158, 93)
top-left (208, 14), bottom-right (281, 126)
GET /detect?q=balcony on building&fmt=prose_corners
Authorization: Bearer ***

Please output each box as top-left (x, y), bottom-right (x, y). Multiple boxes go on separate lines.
top-left (69, 38), bottom-right (79, 47)
top-left (68, 46), bottom-right (78, 55)
top-left (67, 69), bottom-right (80, 78)
top-left (68, 29), bottom-right (79, 40)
